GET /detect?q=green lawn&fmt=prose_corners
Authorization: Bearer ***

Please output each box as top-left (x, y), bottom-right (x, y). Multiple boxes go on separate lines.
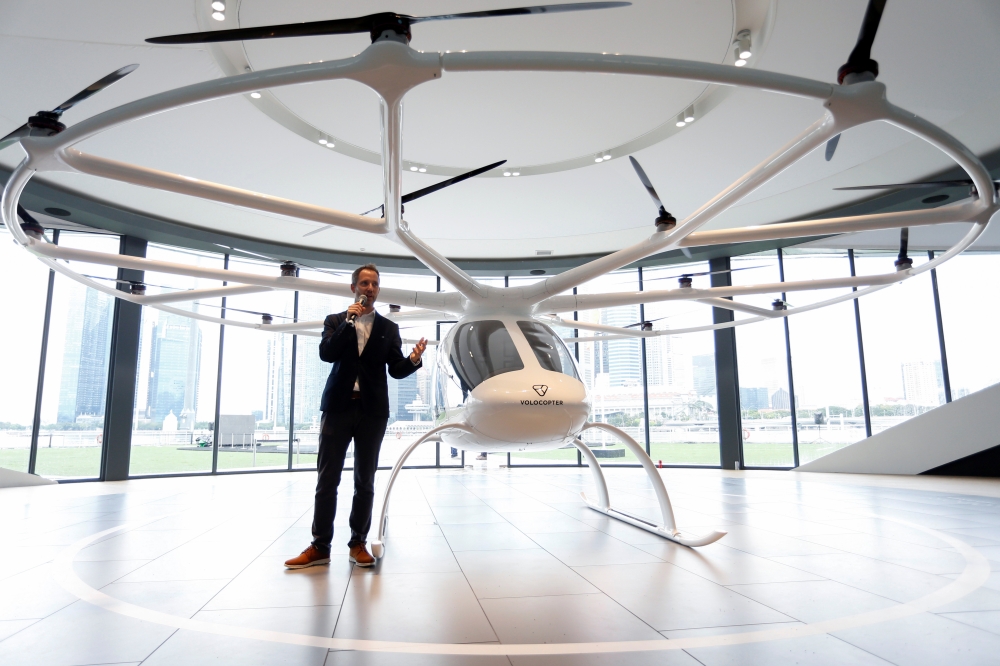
top-left (1, 440), bottom-right (848, 478)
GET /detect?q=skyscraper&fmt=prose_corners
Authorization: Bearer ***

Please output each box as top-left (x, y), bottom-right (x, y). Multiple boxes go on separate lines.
top-left (602, 305), bottom-right (641, 387)
top-left (57, 286), bottom-right (113, 424)
top-left (901, 360), bottom-right (943, 406)
top-left (146, 312), bottom-right (202, 429)
top-left (692, 355), bottom-right (716, 397)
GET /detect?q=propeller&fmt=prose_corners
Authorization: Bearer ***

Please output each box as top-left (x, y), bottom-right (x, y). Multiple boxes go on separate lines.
top-left (146, 3), bottom-right (630, 45)
top-left (0, 64), bottom-right (139, 153)
top-left (15, 205), bottom-right (46, 235)
top-left (642, 264), bottom-right (765, 284)
top-left (622, 315), bottom-right (670, 329)
top-left (81, 274), bottom-right (177, 291)
top-left (628, 157), bottom-right (676, 231)
top-left (825, 0), bottom-right (888, 161)
top-left (835, 178), bottom-right (998, 193)
top-left (305, 159), bottom-right (506, 237)
top-left (194, 301), bottom-right (295, 321)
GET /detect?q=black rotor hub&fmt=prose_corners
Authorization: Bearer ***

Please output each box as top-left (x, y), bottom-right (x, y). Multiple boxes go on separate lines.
top-left (655, 207), bottom-right (677, 231)
top-left (837, 59), bottom-right (878, 85)
top-left (27, 110), bottom-right (66, 135)
top-left (280, 261), bottom-right (298, 277)
top-left (678, 275), bottom-right (693, 288)
top-left (369, 13), bottom-right (412, 42)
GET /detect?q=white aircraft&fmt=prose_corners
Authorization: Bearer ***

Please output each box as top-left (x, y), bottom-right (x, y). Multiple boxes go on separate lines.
top-left (2, 1), bottom-right (996, 555)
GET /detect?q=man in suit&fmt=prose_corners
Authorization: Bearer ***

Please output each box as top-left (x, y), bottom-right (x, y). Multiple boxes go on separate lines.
top-left (285, 264), bottom-right (427, 569)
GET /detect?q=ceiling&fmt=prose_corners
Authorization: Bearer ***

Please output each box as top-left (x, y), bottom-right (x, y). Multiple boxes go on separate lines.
top-left (1, 0), bottom-right (999, 262)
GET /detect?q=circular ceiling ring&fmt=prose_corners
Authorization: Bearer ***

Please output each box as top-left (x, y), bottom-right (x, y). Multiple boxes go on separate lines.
top-left (196, 0), bottom-right (777, 177)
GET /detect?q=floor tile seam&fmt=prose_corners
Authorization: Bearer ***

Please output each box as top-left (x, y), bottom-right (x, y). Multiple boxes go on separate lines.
top-left (781, 535), bottom-right (971, 576)
top-left (0, 617), bottom-right (40, 644)
top-left (134, 626), bottom-right (180, 666)
top-left (416, 478), bottom-right (502, 645)
top-left (720, 577), bottom-right (910, 609)
top-left (824, 627), bottom-right (911, 666)
top-left (723, 581), bottom-right (902, 624)
top-left (184, 511), bottom-right (310, 619)
top-left (473, 590), bottom-right (604, 601)
top-left (658, 619), bottom-right (804, 635)
top-left (203, 602), bottom-right (343, 612)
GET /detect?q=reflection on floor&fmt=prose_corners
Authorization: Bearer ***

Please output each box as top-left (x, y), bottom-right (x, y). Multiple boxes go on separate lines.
top-left (1, 466), bottom-right (1000, 665)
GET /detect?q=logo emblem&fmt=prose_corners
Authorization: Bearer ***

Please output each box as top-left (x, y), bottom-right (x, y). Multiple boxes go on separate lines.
top-left (533, 385), bottom-right (548, 396)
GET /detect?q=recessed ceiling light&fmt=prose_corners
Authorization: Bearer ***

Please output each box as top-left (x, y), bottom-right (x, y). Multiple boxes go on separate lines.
top-left (250, 92), bottom-right (261, 99)
top-left (684, 106), bottom-right (695, 123)
top-left (734, 46), bottom-right (746, 67)
top-left (211, 1), bottom-right (226, 11)
top-left (211, 11), bottom-right (225, 21)
top-left (503, 171), bottom-right (511, 177)
top-left (326, 142), bottom-right (335, 148)
top-left (676, 114), bottom-right (687, 127)
top-left (602, 153), bottom-right (611, 161)
top-left (418, 167), bottom-right (426, 172)
top-left (409, 166), bottom-right (418, 171)
top-left (735, 29), bottom-right (752, 60)
top-left (594, 156), bottom-right (603, 163)
top-left (319, 139), bottom-right (328, 144)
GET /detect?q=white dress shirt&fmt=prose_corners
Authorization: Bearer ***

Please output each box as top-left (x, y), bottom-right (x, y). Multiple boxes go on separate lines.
top-left (353, 310), bottom-right (375, 392)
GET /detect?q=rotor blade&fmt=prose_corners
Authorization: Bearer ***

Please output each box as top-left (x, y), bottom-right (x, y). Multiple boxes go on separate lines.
top-left (628, 156), bottom-right (664, 211)
top-left (0, 124), bottom-right (29, 152)
top-left (194, 301), bottom-right (294, 320)
top-left (402, 160), bottom-right (506, 204)
top-left (214, 244), bottom-right (280, 262)
top-left (413, 2), bottom-right (630, 24)
top-left (825, 134), bottom-right (840, 161)
top-left (835, 180), bottom-right (975, 191)
top-left (52, 64), bottom-right (139, 115)
top-left (846, 0), bottom-right (887, 69)
top-left (622, 314), bottom-right (670, 328)
top-left (81, 274), bottom-right (177, 290)
top-left (16, 204), bottom-right (41, 226)
top-left (899, 226), bottom-right (909, 260)
top-left (643, 264), bottom-right (766, 283)
top-left (146, 15), bottom-right (377, 44)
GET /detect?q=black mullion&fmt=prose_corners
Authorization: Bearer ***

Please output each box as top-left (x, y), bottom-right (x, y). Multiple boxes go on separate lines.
top-left (777, 249), bottom-right (799, 467)
top-left (211, 253), bottom-right (229, 473)
top-left (287, 287), bottom-right (299, 470)
top-left (28, 229), bottom-right (59, 475)
top-left (928, 250), bottom-right (952, 403)
top-left (638, 266), bottom-right (651, 455)
top-left (848, 250), bottom-right (873, 437)
top-left (574, 287), bottom-right (581, 466)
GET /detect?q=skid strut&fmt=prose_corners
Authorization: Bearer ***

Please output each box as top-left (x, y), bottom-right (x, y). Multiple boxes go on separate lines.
top-left (370, 423), bottom-right (475, 559)
top-left (575, 422), bottom-right (726, 547)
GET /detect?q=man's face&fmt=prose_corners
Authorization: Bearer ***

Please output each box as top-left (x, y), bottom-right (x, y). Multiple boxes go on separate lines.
top-left (352, 269), bottom-right (380, 307)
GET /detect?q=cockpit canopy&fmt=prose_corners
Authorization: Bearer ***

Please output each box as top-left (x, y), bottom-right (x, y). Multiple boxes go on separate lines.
top-left (447, 319), bottom-right (579, 394)
top-left (516, 321), bottom-right (579, 380)
top-left (448, 320), bottom-right (524, 392)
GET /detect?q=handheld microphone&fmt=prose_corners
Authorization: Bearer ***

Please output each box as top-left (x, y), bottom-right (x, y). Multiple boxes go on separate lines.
top-left (348, 294), bottom-right (368, 326)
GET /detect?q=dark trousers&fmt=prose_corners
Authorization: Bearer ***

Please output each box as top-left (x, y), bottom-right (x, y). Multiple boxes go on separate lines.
top-left (311, 401), bottom-right (388, 552)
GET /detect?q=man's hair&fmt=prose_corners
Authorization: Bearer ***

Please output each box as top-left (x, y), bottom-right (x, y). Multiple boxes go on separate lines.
top-left (351, 263), bottom-right (380, 286)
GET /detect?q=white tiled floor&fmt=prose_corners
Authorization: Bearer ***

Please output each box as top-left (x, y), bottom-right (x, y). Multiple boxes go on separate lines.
top-left (1, 466), bottom-right (1000, 665)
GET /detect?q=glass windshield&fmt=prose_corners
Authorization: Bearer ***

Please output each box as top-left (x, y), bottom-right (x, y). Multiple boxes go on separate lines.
top-left (517, 321), bottom-right (580, 379)
top-left (449, 320), bottom-right (524, 391)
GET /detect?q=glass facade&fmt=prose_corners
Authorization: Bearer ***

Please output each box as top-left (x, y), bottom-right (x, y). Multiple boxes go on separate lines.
top-left (0, 230), bottom-right (988, 480)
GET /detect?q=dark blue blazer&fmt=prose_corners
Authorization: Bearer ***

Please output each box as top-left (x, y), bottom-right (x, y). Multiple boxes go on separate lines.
top-left (318, 310), bottom-right (421, 417)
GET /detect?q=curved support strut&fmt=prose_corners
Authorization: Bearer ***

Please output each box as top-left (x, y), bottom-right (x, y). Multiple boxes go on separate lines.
top-left (576, 423), bottom-right (727, 548)
top-left (370, 423), bottom-right (475, 559)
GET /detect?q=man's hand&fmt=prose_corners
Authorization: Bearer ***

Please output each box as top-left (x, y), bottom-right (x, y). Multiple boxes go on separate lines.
top-left (410, 337), bottom-right (428, 363)
top-left (347, 301), bottom-right (365, 320)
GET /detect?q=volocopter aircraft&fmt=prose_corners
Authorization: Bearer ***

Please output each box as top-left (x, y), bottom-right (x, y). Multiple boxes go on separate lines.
top-left (2, 0), bottom-right (997, 556)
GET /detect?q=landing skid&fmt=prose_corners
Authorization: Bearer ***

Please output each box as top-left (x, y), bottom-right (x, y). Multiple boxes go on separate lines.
top-left (575, 423), bottom-right (726, 548)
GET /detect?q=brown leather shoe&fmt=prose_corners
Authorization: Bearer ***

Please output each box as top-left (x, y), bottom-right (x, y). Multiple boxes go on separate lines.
top-left (349, 543), bottom-right (375, 567)
top-left (284, 545), bottom-right (330, 569)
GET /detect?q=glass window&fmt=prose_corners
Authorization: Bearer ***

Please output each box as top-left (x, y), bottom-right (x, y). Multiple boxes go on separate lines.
top-left (35, 232), bottom-right (119, 479)
top-left (0, 229), bottom-right (50, 473)
top-left (855, 253), bottom-right (943, 435)
top-left (731, 253), bottom-right (794, 467)
top-left (448, 320), bottom-right (524, 391)
top-left (641, 262), bottom-right (721, 466)
top-left (517, 321), bottom-right (579, 379)
top-left (934, 253), bottom-right (1000, 398)
top-left (128, 245), bottom-right (222, 476)
top-left (217, 257), bottom-right (294, 471)
top-left (571, 270), bottom-right (645, 466)
top-left (782, 251), bottom-right (865, 465)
